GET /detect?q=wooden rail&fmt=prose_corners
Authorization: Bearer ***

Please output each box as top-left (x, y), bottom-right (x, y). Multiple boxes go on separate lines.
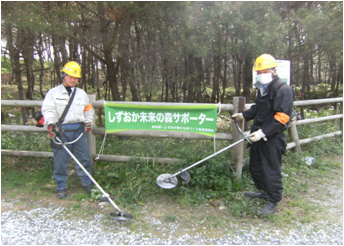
top-left (1, 96), bottom-right (343, 178)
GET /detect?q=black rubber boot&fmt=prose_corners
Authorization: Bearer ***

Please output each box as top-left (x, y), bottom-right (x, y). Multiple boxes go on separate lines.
top-left (258, 201), bottom-right (279, 215)
top-left (57, 189), bottom-right (67, 199)
top-left (82, 184), bottom-right (93, 193)
top-left (244, 190), bottom-right (269, 200)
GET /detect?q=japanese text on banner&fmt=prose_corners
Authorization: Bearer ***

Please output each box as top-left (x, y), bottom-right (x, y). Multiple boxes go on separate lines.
top-left (104, 103), bottom-right (217, 137)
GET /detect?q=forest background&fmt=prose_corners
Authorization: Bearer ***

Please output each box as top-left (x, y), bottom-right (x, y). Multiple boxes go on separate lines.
top-left (1, 1), bottom-right (343, 124)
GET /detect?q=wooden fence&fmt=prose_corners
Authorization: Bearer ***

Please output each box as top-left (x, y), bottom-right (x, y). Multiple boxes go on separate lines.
top-left (1, 96), bottom-right (343, 178)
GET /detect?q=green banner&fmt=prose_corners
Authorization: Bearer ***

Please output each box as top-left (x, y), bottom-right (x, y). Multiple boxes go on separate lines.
top-left (104, 103), bottom-right (217, 137)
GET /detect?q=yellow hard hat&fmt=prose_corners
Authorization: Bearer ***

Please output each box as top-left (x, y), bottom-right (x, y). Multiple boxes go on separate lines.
top-left (62, 61), bottom-right (82, 78)
top-left (253, 54), bottom-right (278, 71)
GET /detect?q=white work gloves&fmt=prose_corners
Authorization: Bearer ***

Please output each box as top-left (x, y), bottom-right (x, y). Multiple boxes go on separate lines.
top-left (248, 129), bottom-right (266, 142)
top-left (232, 113), bottom-right (244, 121)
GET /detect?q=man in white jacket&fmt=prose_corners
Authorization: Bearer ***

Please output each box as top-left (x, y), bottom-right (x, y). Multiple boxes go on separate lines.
top-left (42, 61), bottom-right (94, 199)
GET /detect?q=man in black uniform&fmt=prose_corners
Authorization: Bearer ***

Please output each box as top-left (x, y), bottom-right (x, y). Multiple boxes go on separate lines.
top-left (232, 54), bottom-right (294, 215)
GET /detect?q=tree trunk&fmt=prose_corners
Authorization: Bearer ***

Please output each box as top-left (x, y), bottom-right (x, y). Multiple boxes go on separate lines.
top-left (37, 33), bottom-right (46, 98)
top-left (171, 80), bottom-right (176, 102)
top-left (81, 46), bottom-right (87, 92)
top-left (329, 58), bottom-right (337, 92)
top-left (107, 61), bottom-right (121, 101)
top-left (307, 54), bottom-right (312, 98)
top-left (300, 57), bottom-right (309, 119)
top-left (7, 25), bottom-right (27, 124)
top-left (195, 56), bottom-right (203, 103)
top-left (95, 61), bottom-right (103, 126)
top-left (212, 56), bottom-right (220, 103)
top-left (317, 50), bottom-right (321, 83)
top-left (97, 2), bottom-right (122, 101)
top-left (69, 36), bottom-right (78, 61)
top-left (46, 35), bottom-right (52, 61)
top-left (122, 23), bottom-right (139, 101)
top-left (221, 53), bottom-right (228, 103)
top-left (120, 66), bottom-right (127, 101)
top-left (236, 57), bottom-right (243, 96)
top-left (187, 54), bottom-right (195, 102)
top-left (334, 60), bottom-right (342, 99)
top-left (52, 35), bottom-right (62, 86)
top-left (164, 57), bottom-right (169, 102)
top-left (182, 58), bottom-right (187, 102)
top-left (89, 50), bottom-right (95, 88)
top-left (295, 58), bottom-right (300, 86)
top-left (22, 28), bottom-right (36, 120)
top-left (60, 36), bottom-right (68, 65)
top-left (96, 61), bottom-right (101, 100)
top-left (242, 56), bottom-right (253, 103)
top-left (22, 28), bottom-right (35, 101)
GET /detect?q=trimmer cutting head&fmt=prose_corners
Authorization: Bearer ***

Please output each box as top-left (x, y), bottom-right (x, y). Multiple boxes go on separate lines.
top-left (109, 212), bottom-right (134, 221)
top-left (156, 112), bottom-right (251, 190)
top-left (156, 174), bottom-right (178, 189)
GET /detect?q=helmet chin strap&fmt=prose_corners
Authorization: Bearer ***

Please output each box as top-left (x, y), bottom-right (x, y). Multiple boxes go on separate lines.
top-left (270, 68), bottom-right (276, 76)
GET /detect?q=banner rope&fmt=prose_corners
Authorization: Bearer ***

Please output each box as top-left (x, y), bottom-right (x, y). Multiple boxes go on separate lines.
top-left (95, 132), bottom-right (107, 161)
top-left (217, 102), bottom-right (222, 115)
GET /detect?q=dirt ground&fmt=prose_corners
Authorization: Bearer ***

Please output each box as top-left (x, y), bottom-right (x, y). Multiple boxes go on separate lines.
top-left (1, 155), bottom-right (343, 238)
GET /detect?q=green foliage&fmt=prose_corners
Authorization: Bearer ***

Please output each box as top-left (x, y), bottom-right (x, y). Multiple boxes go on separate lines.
top-left (1, 57), bottom-right (13, 74)
top-left (1, 132), bottom-right (50, 152)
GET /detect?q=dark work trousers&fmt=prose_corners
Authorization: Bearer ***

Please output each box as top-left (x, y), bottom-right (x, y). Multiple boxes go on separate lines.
top-left (249, 132), bottom-right (287, 202)
top-left (53, 123), bottom-right (92, 191)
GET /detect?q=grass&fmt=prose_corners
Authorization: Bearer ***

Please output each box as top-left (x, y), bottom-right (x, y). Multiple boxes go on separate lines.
top-left (2, 119), bottom-right (342, 192)
top-left (163, 214), bottom-right (178, 222)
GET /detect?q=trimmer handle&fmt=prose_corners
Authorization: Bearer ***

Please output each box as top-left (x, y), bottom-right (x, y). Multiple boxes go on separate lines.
top-left (229, 110), bottom-right (252, 144)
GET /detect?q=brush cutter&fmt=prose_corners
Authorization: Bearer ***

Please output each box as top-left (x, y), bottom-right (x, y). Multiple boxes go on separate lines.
top-left (52, 134), bottom-right (133, 221)
top-left (156, 111), bottom-right (252, 189)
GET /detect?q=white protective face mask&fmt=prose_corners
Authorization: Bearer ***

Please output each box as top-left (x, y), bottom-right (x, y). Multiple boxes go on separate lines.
top-left (257, 73), bottom-right (273, 84)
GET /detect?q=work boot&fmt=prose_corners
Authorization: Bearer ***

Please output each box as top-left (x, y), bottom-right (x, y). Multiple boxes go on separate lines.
top-left (82, 184), bottom-right (93, 193)
top-left (57, 189), bottom-right (67, 199)
top-left (258, 201), bottom-right (279, 215)
top-left (244, 190), bottom-right (269, 200)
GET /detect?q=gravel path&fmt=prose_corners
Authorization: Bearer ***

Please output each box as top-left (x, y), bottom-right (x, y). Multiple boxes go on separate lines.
top-left (1, 201), bottom-right (342, 245)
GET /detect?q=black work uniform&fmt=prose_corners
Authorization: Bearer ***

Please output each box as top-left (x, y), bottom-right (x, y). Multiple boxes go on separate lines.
top-left (242, 75), bottom-right (294, 202)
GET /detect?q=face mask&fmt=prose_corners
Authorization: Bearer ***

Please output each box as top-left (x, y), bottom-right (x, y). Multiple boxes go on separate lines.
top-left (257, 73), bottom-right (273, 84)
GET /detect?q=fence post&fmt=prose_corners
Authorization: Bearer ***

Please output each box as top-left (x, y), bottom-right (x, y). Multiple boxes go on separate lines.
top-left (231, 96), bottom-right (246, 179)
top-left (288, 121), bottom-right (301, 153)
top-left (87, 94), bottom-right (96, 167)
top-left (335, 103), bottom-right (339, 126)
top-left (341, 103), bottom-right (343, 131)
